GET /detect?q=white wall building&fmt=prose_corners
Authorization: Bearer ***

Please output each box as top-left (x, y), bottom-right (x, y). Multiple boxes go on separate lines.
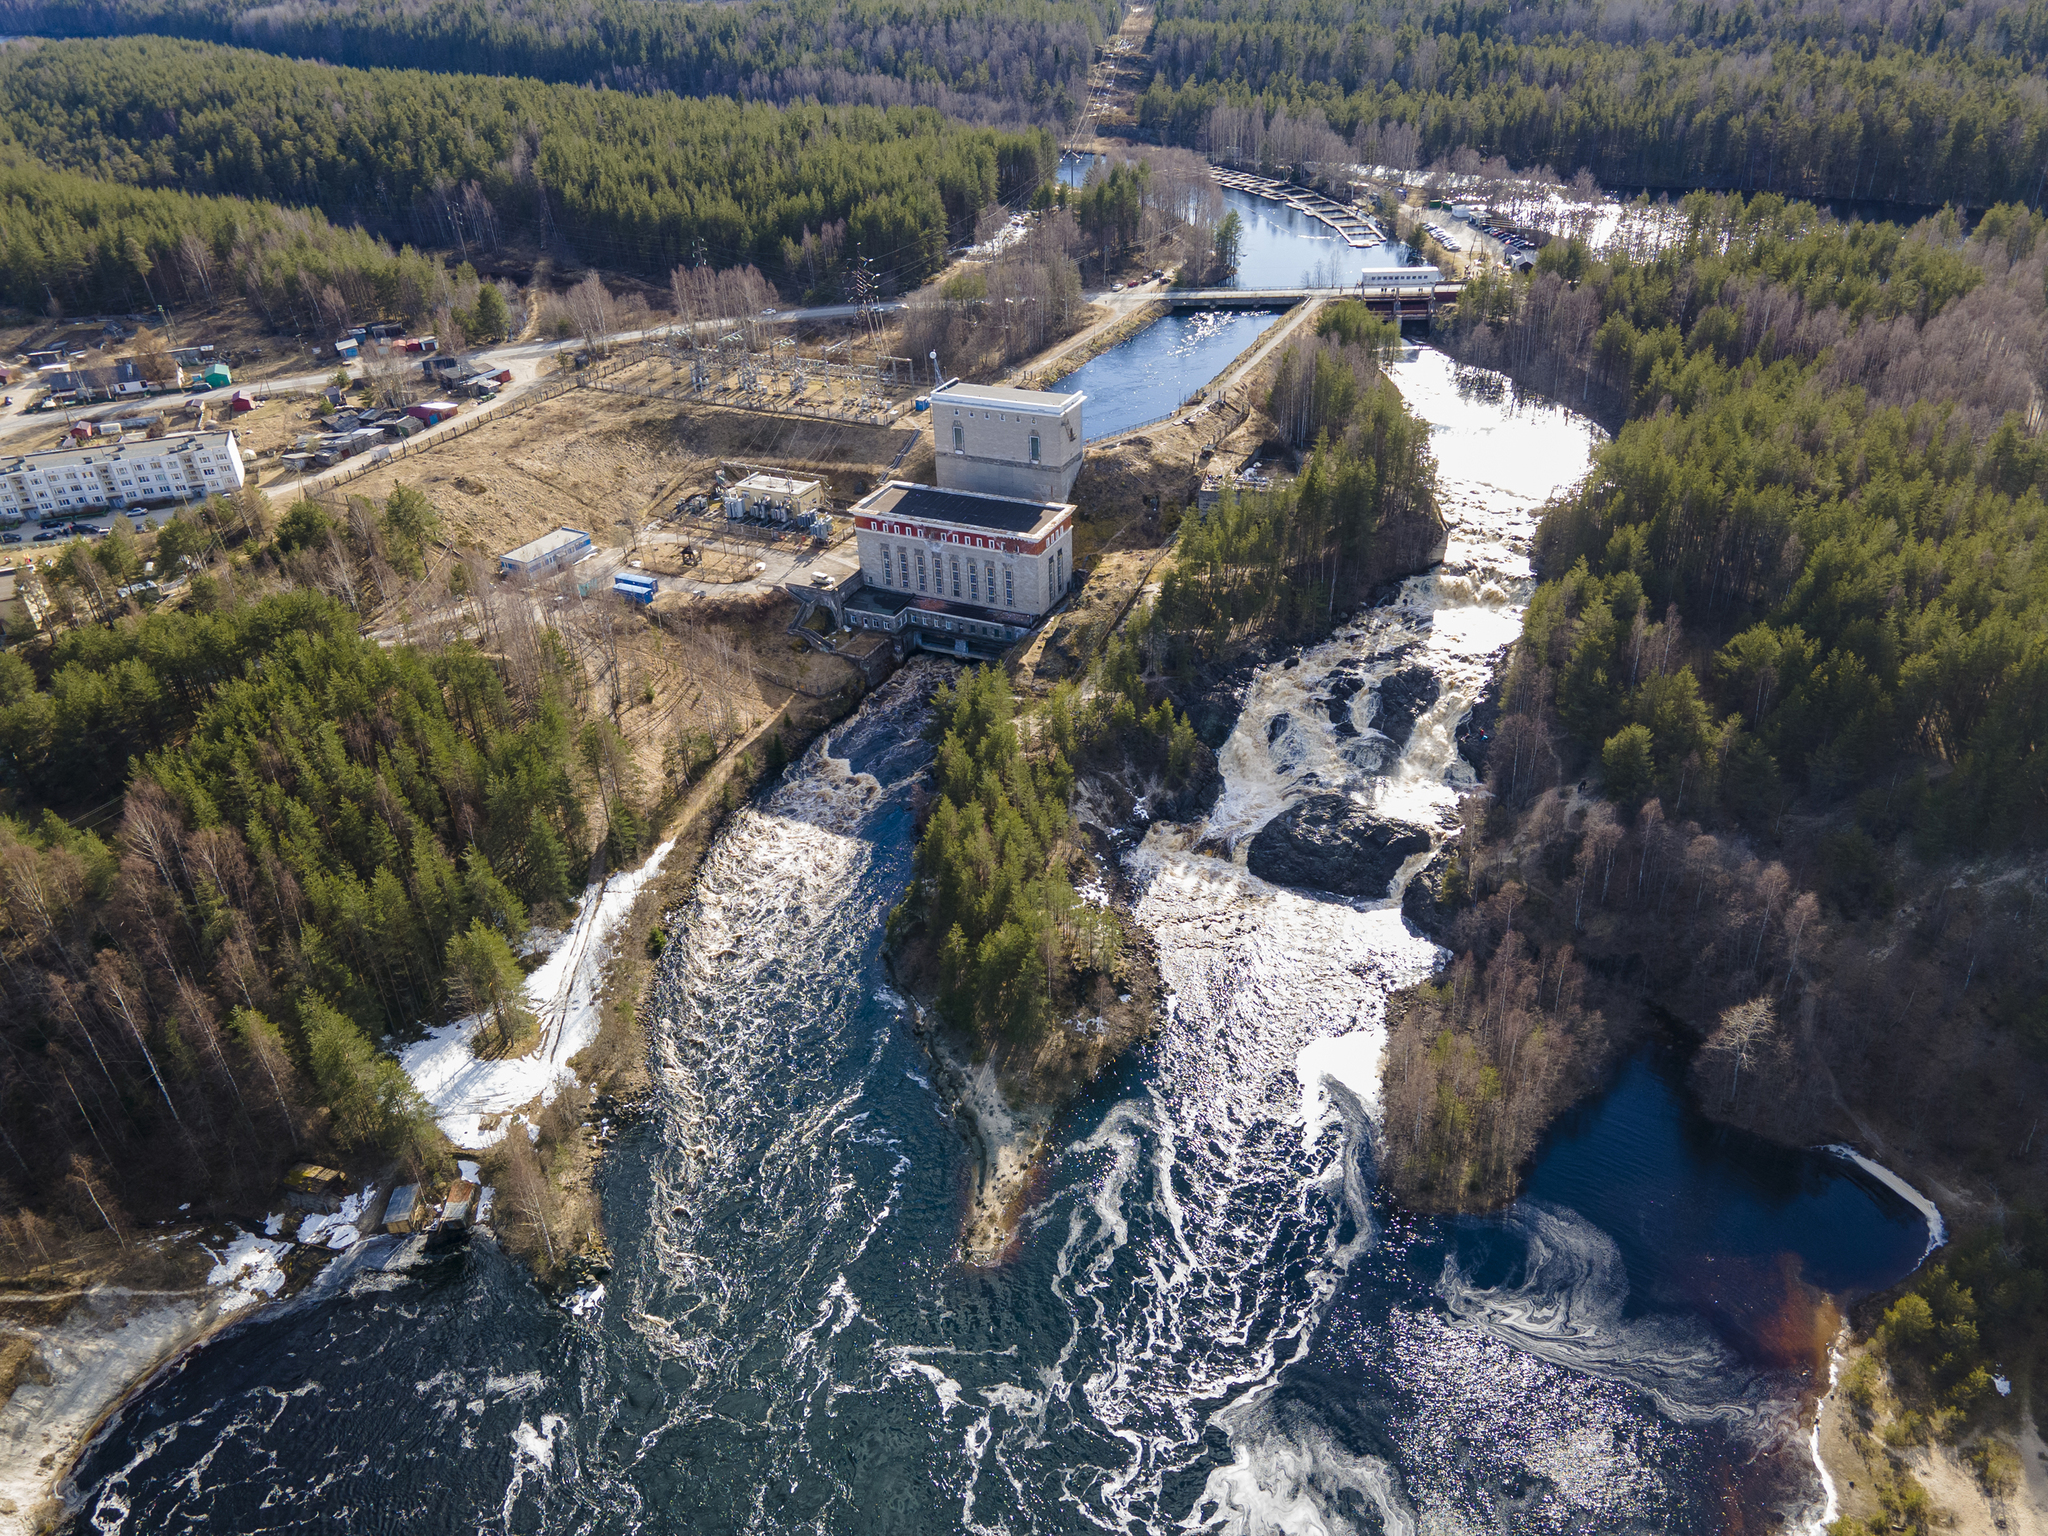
top-left (842, 480), bottom-right (1075, 657)
top-left (0, 431), bottom-right (247, 521)
top-left (932, 379), bottom-right (1085, 504)
top-left (731, 472), bottom-right (824, 523)
top-left (499, 526), bottom-right (593, 578)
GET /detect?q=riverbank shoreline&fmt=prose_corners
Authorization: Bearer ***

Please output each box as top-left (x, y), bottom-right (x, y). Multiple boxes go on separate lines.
top-left (907, 1005), bottom-right (1053, 1265)
top-left (892, 900), bottom-right (1165, 1264)
top-left (2, 1224), bottom-right (336, 1536)
top-left (13, 690), bottom-right (869, 1527)
top-left (1019, 298), bottom-right (1169, 391)
top-left (498, 682), bottom-right (867, 1284)
top-left (2, 1286), bottom-right (229, 1536)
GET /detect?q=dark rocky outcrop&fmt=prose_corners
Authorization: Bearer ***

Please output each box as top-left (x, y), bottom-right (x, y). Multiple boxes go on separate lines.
top-left (1455, 662), bottom-right (1506, 775)
top-left (1162, 649), bottom-right (1274, 751)
top-left (1354, 502), bottom-right (1451, 599)
top-left (1245, 795), bottom-right (1434, 898)
top-left (1075, 736), bottom-right (1223, 831)
top-left (1370, 666), bottom-right (1441, 747)
top-left (1400, 844), bottom-right (1460, 942)
top-left (1319, 666), bottom-right (1367, 737)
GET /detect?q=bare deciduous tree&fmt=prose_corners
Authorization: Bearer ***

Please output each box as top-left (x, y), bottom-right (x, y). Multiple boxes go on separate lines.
top-left (566, 273), bottom-right (621, 357)
top-left (1705, 997), bottom-right (1777, 1105)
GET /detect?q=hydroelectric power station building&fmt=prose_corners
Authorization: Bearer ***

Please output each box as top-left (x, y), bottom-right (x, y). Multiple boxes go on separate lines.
top-left (818, 379), bottom-right (1082, 660)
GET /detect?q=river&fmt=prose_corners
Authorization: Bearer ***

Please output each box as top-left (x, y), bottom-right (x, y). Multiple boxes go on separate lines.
top-left (61, 343), bottom-right (1933, 1534)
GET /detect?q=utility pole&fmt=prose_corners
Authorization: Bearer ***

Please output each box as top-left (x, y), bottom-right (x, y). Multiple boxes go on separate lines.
top-left (850, 249), bottom-right (883, 411)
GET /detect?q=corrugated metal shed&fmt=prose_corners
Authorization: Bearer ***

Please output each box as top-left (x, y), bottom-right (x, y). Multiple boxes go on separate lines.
top-left (500, 526), bottom-right (593, 577)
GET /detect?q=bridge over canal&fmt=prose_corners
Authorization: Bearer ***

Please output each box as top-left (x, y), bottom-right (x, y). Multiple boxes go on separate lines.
top-left (1165, 281), bottom-right (1462, 320)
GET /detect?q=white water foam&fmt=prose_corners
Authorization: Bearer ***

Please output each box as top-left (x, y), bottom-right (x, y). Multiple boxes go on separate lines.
top-left (1437, 1202), bottom-right (1801, 1446)
top-left (501, 1414), bottom-right (565, 1530)
top-left (1192, 1384), bottom-right (1418, 1536)
top-left (1119, 349), bottom-right (1625, 1531)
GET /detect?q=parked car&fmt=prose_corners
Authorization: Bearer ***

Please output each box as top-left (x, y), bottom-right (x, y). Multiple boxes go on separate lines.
top-left (0, 532), bottom-right (21, 544)
top-left (32, 529), bottom-right (63, 542)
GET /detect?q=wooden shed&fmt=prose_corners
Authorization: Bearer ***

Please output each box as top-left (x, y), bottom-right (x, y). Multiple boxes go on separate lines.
top-left (283, 1162), bottom-right (349, 1213)
top-left (383, 1184), bottom-right (429, 1234)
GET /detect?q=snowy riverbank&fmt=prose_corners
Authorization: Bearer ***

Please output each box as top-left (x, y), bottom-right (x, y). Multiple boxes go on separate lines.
top-left (0, 1226), bottom-right (296, 1535)
top-left (400, 840), bottom-right (678, 1148)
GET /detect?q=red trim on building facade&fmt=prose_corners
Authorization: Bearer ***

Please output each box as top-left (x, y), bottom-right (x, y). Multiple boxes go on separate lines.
top-left (853, 515), bottom-right (1066, 557)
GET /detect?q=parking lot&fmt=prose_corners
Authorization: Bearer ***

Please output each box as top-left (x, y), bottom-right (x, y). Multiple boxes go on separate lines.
top-left (1414, 208), bottom-right (1541, 268)
top-left (0, 510), bottom-right (157, 547)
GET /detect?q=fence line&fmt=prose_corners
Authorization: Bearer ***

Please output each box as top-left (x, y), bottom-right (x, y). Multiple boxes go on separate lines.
top-left (292, 341), bottom-right (673, 495)
top-left (1090, 409), bottom-right (1182, 444)
top-left (299, 374), bottom-right (577, 497)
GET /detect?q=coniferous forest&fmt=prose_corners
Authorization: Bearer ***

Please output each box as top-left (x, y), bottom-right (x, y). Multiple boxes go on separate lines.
top-left (0, 581), bottom-right (579, 1220)
top-left (1135, 0), bottom-right (2048, 207)
top-left (0, 37), bottom-right (1059, 305)
top-left (0, 0), bottom-right (1116, 124)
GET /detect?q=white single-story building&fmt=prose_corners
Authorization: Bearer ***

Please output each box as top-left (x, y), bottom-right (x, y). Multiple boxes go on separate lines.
top-left (731, 472), bottom-right (824, 523)
top-left (499, 526), bottom-right (593, 578)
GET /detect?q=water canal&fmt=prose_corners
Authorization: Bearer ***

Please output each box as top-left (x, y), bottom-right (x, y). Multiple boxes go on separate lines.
top-left (1052, 152), bottom-right (1419, 440)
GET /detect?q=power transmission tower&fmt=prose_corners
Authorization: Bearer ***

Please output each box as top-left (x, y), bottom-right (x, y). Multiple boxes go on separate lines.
top-left (534, 165), bottom-right (557, 256)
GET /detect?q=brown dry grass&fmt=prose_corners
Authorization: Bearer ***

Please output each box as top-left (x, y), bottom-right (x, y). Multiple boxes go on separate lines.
top-left (308, 387), bottom-right (918, 560)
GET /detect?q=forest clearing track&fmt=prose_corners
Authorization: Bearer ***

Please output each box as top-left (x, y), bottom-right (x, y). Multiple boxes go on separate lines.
top-left (1064, 2), bottom-right (1155, 154)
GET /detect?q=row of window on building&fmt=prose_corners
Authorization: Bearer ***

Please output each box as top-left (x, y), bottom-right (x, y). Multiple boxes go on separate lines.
top-left (878, 543), bottom-right (1069, 609)
top-left (0, 434), bottom-right (243, 519)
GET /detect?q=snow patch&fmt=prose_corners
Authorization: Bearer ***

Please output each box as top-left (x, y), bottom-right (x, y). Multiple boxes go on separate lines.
top-left (203, 1229), bottom-right (292, 1313)
top-left (1800, 1337), bottom-right (1845, 1536)
top-left (563, 1284), bottom-right (605, 1319)
top-left (296, 1186), bottom-right (374, 1251)
top-left (400, 838), bottom-right (677, 1148)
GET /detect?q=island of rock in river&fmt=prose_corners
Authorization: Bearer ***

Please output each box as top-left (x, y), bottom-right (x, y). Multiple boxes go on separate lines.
top-left (1245, 795), bottom-right (1433, 898)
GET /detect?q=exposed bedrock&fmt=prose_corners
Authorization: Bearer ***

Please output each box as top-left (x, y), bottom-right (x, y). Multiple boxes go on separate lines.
top-left (1245, 794), bottom-right (1433, 898)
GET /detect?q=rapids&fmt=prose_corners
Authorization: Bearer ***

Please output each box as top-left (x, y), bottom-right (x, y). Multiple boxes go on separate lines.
top-left (60, 351), bottom-right (1934, 1536)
